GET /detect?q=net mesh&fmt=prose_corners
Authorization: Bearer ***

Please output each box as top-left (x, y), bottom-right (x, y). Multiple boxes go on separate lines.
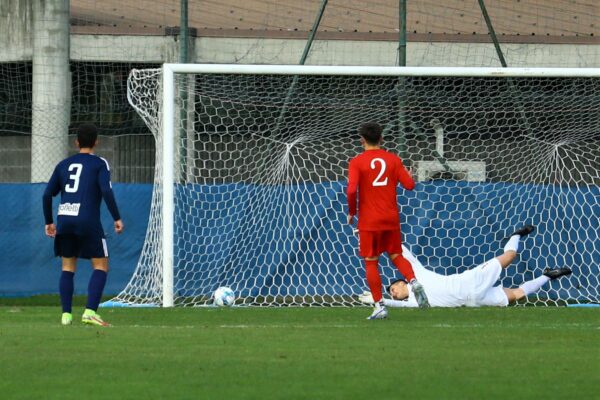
top-left (114, 67), bottom-right (600, 306)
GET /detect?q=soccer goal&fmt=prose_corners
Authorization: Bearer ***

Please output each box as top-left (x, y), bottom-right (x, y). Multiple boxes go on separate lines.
top-left (114, 64), bottom-right (600, 307)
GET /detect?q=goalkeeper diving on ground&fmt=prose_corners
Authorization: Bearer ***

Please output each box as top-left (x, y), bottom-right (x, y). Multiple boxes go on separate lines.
top-left (358, 225), bottom-right (572, 308)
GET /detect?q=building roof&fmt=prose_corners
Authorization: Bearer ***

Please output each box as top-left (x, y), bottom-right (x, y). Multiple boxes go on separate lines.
top-left (70, 0), bottom-right (599, 43)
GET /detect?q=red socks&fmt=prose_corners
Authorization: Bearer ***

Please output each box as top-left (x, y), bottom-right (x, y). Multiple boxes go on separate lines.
top-left (392, 255), bottom-right (416, 282)
top-left (365, 259), bottom-right (383, 302)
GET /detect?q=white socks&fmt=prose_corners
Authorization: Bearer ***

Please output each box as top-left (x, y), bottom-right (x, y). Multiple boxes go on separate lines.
top-left (519, 275), bottom-right (550, 296)
top-left (504, 235), bottom-right (520, 253)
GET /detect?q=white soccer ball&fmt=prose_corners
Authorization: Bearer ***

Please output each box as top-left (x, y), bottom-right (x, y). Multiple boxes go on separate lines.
top-left (213, 286), bottom-right (235, 307)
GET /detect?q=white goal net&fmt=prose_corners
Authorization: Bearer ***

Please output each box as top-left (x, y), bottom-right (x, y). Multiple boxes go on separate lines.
top-left (113, 65), bottom-right (599, 307)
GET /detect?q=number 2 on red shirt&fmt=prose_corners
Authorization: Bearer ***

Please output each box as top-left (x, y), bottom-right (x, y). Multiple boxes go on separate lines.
top-left (370, 158), bottom-right (388, 187)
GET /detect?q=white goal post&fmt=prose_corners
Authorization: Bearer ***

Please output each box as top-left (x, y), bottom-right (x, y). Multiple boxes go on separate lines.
top-left (119, 64), bottom-right (600, 307)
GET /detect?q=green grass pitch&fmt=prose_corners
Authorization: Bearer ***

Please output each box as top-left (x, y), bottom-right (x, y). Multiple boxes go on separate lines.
top-left (1, 299), bottom-right (598, 399)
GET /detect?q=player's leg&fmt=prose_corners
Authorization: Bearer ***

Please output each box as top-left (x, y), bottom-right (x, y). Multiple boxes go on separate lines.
top-left (388, 238), bottom-right (416, 283)
top-left (470, 225), bottom-right (540, 306)
top-left (55, 234), bottom-right (79, 326)
top-left (387, 230), bottom-right (429, 308)
top-left (503, 267), bottom-right (573, 304)
top-left (364, 256), bottom-right (388, 319)
top-left (87, 257), bottom-right (109, 311)
top-left (498, 225), bottom-right (535, 268)
top-left (513, 267), bottom-right (572, 302)
top-left (503, 288), bottom-right (526, 303)
top-left (359, 231), bottom-right (387, 319)
top-left (364, 257), bottom-right (383, 303)
top-left (81, 236), bottom-right (111, 327)
top-left (60, 257), bottom-right (77, 325)
top-left (468, 258), bottom-right (505, 304)
top-left (495, 251), bottom-right (516, 269)
top-left (469, 226), bottom-right (534, 305)
top-left (389, 253), bottom-right (416, 281)
top-left (385, 230), bottom-right (415, 280)
top-left (479, 286), bottom-right (528, 305)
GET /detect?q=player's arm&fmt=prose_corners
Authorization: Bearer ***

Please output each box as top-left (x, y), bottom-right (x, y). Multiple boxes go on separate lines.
top-left (98, 161), bottom-right (124, 234)
top-left (42, 166), bottom-right (61, 237)
top-left (384, 298), bottom-right (418, 308)
top-left (396, 158), bottom-right (415, 190)
top-left (358, 291), bottom-right (418, 307)
top-left (346, 159), bottom-right (359, 224)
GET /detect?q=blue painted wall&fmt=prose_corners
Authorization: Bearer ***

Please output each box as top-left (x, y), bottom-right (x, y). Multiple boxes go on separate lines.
top-left (169, 181), bottom-right (599, 301)
top-left (0, 181), bottom-right (597, 300)
top-left (0, 183), bottom-right (152, 297)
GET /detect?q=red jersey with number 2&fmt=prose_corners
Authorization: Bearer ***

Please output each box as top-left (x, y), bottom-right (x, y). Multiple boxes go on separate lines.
top-left (347, 149), bottom-right (415, 231)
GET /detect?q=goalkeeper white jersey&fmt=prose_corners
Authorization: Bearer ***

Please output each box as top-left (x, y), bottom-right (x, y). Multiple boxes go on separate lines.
top-left (387, 245), bottom-right (503, 307)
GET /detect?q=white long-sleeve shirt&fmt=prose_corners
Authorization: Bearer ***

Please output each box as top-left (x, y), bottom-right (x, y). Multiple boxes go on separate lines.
top-left (384, 245), bottom-right (504, 307)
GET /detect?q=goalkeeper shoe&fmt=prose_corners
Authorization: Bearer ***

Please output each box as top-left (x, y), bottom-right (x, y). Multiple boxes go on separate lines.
top-left (82, 309), bottom-right (111, 327)
top-left (367, 305), bottom-right (388, 320)
top-left (61, 312), bottom-right (72, 326)
top-left (543, 267), bottom-right (572, 280)
top-left (411, 280), bottom-right (430, 308)
top-left (508, 225), bottom-right (535, 238)
top-left (358, 291), bottom-right (375, 305)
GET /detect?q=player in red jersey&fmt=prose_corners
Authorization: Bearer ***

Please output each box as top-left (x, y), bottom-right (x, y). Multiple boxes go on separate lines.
top-left (347, 122), bottom-right (430, 319)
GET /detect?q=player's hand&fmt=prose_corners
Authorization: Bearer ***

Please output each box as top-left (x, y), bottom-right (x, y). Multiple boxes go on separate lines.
top-left (114, 219), bottom-right (124, 234)
top-left (45, 224), bottom-right (56, 238)
top-left (358, 291), bottom-right (375, 305)
top-left (347, 215), bottom-right (355, 225)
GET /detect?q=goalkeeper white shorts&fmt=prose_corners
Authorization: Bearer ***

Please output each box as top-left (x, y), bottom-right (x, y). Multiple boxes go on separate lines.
top-left (460, 258), bottom-right (509, 307)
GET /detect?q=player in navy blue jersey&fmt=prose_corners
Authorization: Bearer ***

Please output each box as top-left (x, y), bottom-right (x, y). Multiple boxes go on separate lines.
top-left (43, 124), bottom-right (124, 326)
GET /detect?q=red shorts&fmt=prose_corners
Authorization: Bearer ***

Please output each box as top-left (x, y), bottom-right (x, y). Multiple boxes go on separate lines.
top-left (358, 229), bottom-right (402, 258)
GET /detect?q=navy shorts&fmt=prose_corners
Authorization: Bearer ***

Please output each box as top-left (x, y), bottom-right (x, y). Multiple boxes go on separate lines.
top-left (54, 233), bottom-right (108, 259)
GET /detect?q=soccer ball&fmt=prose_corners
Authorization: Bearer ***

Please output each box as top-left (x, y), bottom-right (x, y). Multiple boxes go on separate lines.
top-left (213, 286), bottom-right (235, 307)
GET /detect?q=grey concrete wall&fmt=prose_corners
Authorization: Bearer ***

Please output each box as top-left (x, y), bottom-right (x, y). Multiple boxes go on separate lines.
top-left (194, 38), bottom-right (600, 68)
top-left (66, 35), bottom-right (600, 67)
top-left (0, 0), bottom-right (33, 62)
top-left (3, 24), bottom-right (599, 67)
top-left (0, 135), bottom-right (155, 183)
top-left (0, 135), bottom-right (31, 182)
top-left (70, 35), bottom-right (179, 63)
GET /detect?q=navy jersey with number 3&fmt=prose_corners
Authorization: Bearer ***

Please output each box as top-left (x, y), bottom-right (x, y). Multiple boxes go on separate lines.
top-left (43, 153), bottom-right (121, 237)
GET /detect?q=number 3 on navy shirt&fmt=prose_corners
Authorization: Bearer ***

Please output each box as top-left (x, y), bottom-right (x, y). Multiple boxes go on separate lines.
top-left (370, 158), bottom-right (388, 187)
top-left (65, 163), bottom-right (83, 193)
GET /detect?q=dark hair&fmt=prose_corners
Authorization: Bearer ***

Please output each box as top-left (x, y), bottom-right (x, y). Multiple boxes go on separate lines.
top-left (358, 122), bottom-right (383, 145)
top-left (77, 124), bottom-right (98, 149)
top-left (387, 278), bottom-right (408, 294)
